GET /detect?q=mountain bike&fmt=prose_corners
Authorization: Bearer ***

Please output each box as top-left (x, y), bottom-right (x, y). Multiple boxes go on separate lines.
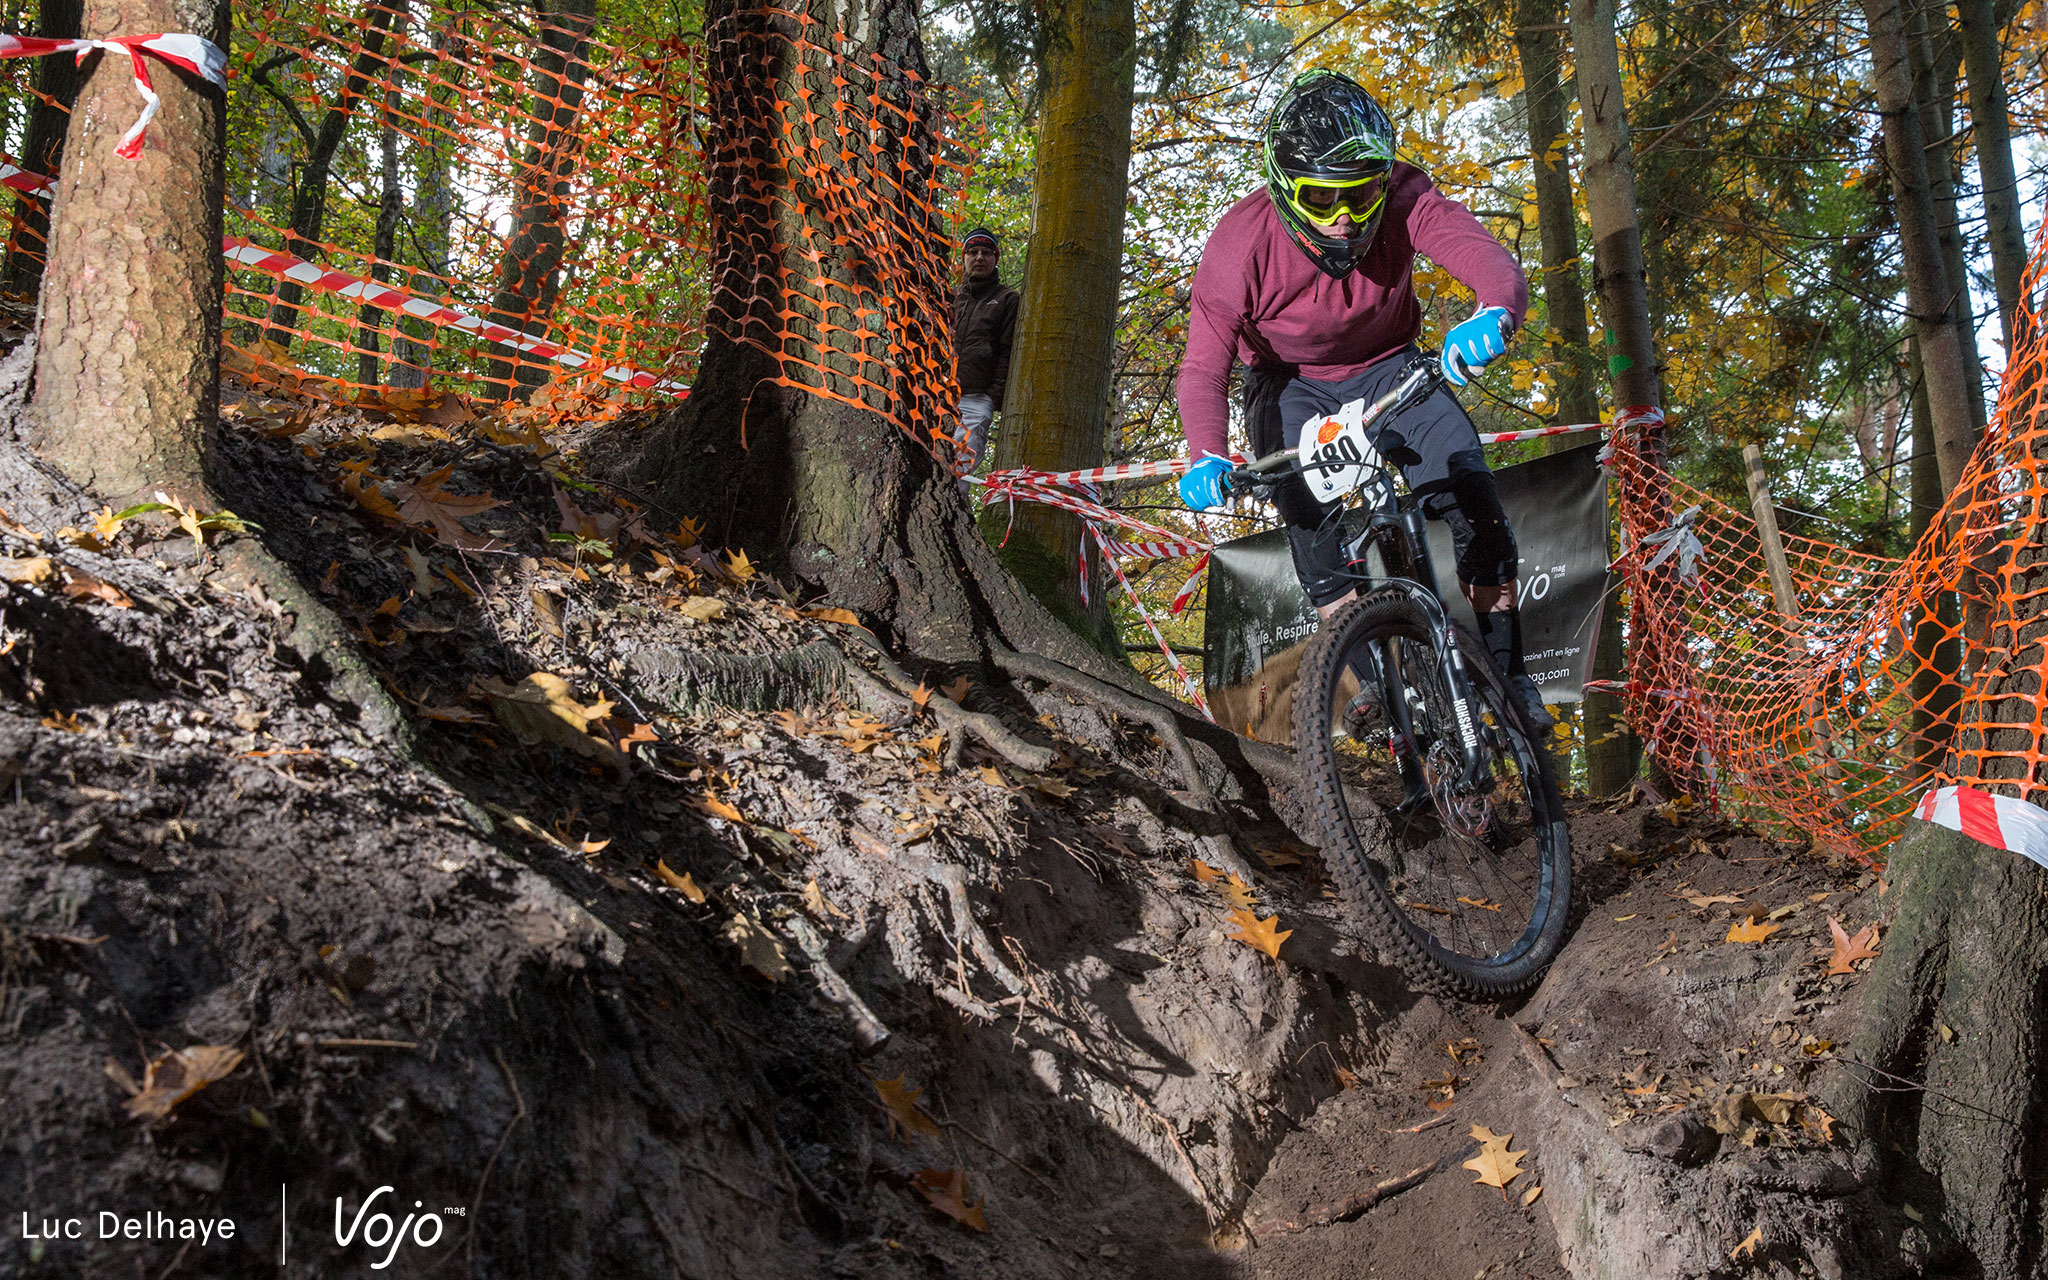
top-left (1224, 353), bottom-right (1571, 999)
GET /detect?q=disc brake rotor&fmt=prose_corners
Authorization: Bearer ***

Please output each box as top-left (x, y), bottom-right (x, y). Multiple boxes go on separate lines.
top-left (1422, 739), bottom-right (1494, 839)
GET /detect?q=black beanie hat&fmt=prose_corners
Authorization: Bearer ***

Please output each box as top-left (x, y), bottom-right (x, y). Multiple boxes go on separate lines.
top-left (963, 227), bottom-right (999, 252)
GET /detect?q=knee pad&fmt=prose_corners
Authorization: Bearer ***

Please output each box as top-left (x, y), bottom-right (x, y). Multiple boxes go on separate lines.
top-left (1426, 472), bottom-right (1518, 587)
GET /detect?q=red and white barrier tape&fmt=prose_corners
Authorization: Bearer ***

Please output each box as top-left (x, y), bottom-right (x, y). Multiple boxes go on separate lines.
top-left (1478, 422), bottom-right (1606, 444)
top-left (223, 238), bottom-right (691, 395)
top-left (1090, 524), bottom-right (1211, 718)
top-left (0, 158), bottom-right (52, 196)
top-left (1913, 784), bottom-right (2048, 872)
top-left (0, 33), bottom-right (225, 160)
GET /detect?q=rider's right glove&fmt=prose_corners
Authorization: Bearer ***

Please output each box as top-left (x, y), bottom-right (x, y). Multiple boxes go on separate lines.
top-left (1179, 454), bottom-right (1232, 511)
top-left (1440, 305), bottom-right (1514, 387)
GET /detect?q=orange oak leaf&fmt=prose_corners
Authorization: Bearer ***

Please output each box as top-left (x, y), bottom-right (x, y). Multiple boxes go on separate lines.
top-left (941, 676), bottom-right (971, 702)
top-left (1225, 908), bottom-right (1291, 961)
top-left (1462, 1132), bottom-right (1528, 1192)
top-left (871, 1075), bottom-right (942, 1140)
top-left (911, 1168), bottom-right (987, 1232)
top-left (1190, 859), bottom-right (1223, 884)
top-left (1729, 1224), bottom-right (1763, 1260)
top-left (390, 465), bottom-right (503, 551)
top-left (122, 1045), bottom-right (245, 1120)
top-left (694, 793), bottom-right (744, 822)
top-left (654, 860), bottom-right (706, 903)
top-left (1826, 917), bottom-right (1881, 975)
top-left (1726, 916), bottom-right (1780, 944)
top-left (803, 606), bottom-right (860, 626)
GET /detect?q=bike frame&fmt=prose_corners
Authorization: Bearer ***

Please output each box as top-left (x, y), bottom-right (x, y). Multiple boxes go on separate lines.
top-left (1228, 355), bottom-right (1494, 790)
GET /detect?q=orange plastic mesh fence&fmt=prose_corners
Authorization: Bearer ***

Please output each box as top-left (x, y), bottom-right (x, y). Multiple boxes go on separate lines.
top-left (1609, 236), bottom-right (2048, 860)
top-left (0, 0), bottom-right (973, 437)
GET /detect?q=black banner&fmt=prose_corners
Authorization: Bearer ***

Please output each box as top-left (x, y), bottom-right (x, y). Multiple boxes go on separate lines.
top-left (1203, 442), bottom-right (1609, 705)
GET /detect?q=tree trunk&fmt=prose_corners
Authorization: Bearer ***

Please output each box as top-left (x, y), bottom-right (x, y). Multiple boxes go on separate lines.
top-left (1908, 0), bottom-right (1988, 435)
top-left (358, 0), bottom-right (409, 387)
top-left (1863, 0), bottom-right (1982, 494)
top-left (1518, 0), bottom-right (1632, 795)
top-left (1957, 0), bottom-right (2027, 349)
top-left (258, 1), bottom-right (400, 349)
top-left (480, 0), bottom-right (598, 401)
top-left (984, 0), bottom-right (1136, 632)
top-left (0, 0), bottom-right (82, 298)
top-left (1906, 334), bottom-right (1962, 779)
top-left (1571, 0), bottom-right (1666, 792)
top-left (390, 24), bottom-right (459, 390)
top-left (30, 0), bottom-right (227, 506)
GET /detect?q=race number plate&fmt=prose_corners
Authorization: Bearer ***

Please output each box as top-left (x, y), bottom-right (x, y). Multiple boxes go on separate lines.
top-left (1297, 398), bottom-right (1383, 502)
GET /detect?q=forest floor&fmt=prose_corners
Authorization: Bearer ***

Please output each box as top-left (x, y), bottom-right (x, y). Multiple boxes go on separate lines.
top-left (0, 373), bottom-right (1892, 1279)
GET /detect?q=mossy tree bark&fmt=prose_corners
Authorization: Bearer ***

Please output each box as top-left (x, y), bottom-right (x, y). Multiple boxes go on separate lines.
top-left (29, 0), bottom-right (228, 508)
top-left (983, 0), bottom-right (1135, 638)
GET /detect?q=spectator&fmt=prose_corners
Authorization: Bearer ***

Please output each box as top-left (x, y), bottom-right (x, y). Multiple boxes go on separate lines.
top-left (951, 227), bottom-right (1019, 482)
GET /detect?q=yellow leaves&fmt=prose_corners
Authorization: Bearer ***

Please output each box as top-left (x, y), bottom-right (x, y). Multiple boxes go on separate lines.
top-left (676, 594), bottom-right (727, 622)
top-left (803, 606), bottom-right (861, 626)
top-left (1825, 917), bottom-right (1880, 975)
top-left (0, 554), bottom-right (54, 584)
top-left (1730, 1224), bottom-right (1763, 1260)
top-left (722, 911), bottom-right (791, 981)
top-left (1725, 915), bottom-right (1780, 944)
top-left (802, 878), bottom-right (848, 919)
top-left (724, 548), bottom-right (757, 581)
top-left (1462, 1123), bottom-right (1529, 1194)
top-left (872, 1075), bottom-right (942, 1139)
top-left (694, 793), bottom-right (745, 822)
top-left (474, 671), bottom-right (619, 763)
top-left (117, 1045), bottom-right (245, 1120)
top-left (1225, 907), bottom-right (1291, 961)
top-left (911, 1168), bottom-right (987, 1232)
top-left (655, 860), bottom-right (706, 902)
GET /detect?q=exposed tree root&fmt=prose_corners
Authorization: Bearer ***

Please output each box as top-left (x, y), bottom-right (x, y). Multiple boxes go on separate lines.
top-left (628, 639), bottom-right (850, 715)
top-left (784, 914), bottom-right (891, 1053)
top-left (1245, 1145), bottom-right (1474, 1238)
top-left (836, 624), bottom-right (1055, 771)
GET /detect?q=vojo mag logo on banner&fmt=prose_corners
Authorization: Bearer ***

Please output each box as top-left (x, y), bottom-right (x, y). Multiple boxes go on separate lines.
top-left (15, 1182), bottom-right (466, 1271)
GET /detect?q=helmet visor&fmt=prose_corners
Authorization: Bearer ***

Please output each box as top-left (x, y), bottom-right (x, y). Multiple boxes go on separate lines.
top-left (1284, 173), bottom-right (1388, 230)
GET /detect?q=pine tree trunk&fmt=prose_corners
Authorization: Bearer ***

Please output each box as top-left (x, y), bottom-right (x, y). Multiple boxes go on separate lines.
top-left (1907, 0), bottom-right (1987, 435)
top-left (1863, 0), bottom-right (1982, 494)
top-left (984, 0), bottom-right (1135, 630)
top-left (0, 0), bottom-right (82, 298)
top-left (1957, 0), bottom-right (2027, 348)
top-left (480, 0), bottom-right (598, 401)
top-left (30, 0), bottom-right (228, 506)
top-left (1906, 334), bottom-right (1962, 779)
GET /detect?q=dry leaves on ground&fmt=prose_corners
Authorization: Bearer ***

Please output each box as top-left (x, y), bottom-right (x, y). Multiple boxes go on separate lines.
top-left (1826, 917), bottom-right (1881, 975)
top-left (655, 860), bottom-right (706, 903)
top-left (390, 465), bottom-right (504, 551)
top-left (1726, 915), bottom-right (1780, 944)
top-left (1225, 908), bottom-right (1291, 961)
top-left (1463, 1123), bottom-right (1530, 1195)
top-left (871, 1075), bottom-right (942, 1140)
top-left (722, 912), bottom-right (791, 981)
top-left (1730, 1224), bottom-right (1763, 1260)
top-left (117, 1045), bottom-right (245, 1120)
top-left (911, 1168), bottom-right (987, 1232)
top-left (475, 672), bottom-right (619, 763)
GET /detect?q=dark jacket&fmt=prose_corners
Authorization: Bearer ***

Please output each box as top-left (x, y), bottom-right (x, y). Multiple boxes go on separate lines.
top-left (953, 274), bottom-right (1020, 406)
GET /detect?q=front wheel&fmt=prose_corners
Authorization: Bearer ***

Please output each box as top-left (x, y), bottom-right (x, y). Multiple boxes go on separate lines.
top-left (1292, 593), bottom-right (1571, 999)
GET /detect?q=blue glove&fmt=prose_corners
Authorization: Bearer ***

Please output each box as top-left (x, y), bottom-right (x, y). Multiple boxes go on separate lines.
top-left (1179, 455), bottom-right (1232, 511)
top-left (1441, 306), bottom-right (1514, 387)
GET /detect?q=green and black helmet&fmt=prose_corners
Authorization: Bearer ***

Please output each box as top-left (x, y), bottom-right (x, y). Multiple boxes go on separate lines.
top-left (1264, 69), bottom-right (1398, 279)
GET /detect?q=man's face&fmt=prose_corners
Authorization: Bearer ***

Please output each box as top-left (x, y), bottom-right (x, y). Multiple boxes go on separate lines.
top-left (963, 243), bottom-right (999, 281)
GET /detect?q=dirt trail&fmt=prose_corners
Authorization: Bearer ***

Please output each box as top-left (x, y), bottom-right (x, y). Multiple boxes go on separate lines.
top-left (0, 379), bottom-right (1895, 1280)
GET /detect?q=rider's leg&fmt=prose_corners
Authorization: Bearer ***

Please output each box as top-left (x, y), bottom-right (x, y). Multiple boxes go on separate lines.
top-left (1424, 469), bottom-right (1554, 732)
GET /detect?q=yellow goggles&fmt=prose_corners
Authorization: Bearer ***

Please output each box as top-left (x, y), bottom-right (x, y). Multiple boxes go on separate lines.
top-left (1284, 173), bottom-right (1387, 228)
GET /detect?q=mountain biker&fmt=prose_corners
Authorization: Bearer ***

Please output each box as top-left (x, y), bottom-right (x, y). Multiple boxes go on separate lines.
top-left (1175, 67), bottom-right (1552, 731)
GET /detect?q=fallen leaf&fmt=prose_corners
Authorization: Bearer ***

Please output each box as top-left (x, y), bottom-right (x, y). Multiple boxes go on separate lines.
top-left (1680, 892), bottom-right (1744, 908)
top-left (976, 765), bottom-right (1008, 788)
top-left (1463, 1134), bottom-right (1528, 1191)
top-left (390, 465), bottom-right (502, 550)
top-left (1191, 860), bottom-right (1224, 884)
top-left (722, 912), bottom-right (791, 981)
top-left (694, 793), bottom-right (744, 822)
top-left (1219, 873), bottom-right (1257, 910)
top-left (655, 860), bottom-right (706, 902)
top-left (802, 878), bottom-right (849, 919)
top-left (1826, 917), bottom-right (1881, 975)
top-left (1608, 842), bottom-right (1641, 867)
top-left (41, 710), bottom-right (86, 733)
top-left (910, 1168), bottom-right (986, 1232)
top-left (803, 606), bottom-right (860, 626)
top-left (1225, 907), bottom-right (1291, 961)
top-left (1726, 916), bottom-right (1780, 944)
top-left (724, 548), bottom-right (757, 581)
top-left (941, 676), bottom-right (971, 703)
top-left (872, 1076), bottom-right (941, 1139)
top-left (375, 596), bottom-right (403, 618)
top-left (619, 722), bottom-right (659, 746)
top-left (677, 595), bottom-right (726, 622)
top-left (473, 672), bottom-right (619, 762)
top-left (400, 546), bottom-right (444, 599)
top-left (530, 588), bottom-right (564, 637)
top-left (1522, 1184), bottom-right (1543, 1207)
top-left (123, 1045), bottom-right (245, 1120)
top-left (56, 524), bottom-right (107, 553)
top-left (1469, 1124), bottom-right (1508, 1145)
top-left (1729, 1224), bottom-right (1762, 1260)
top-left (908, 681), bottom-right (933, 708)
top-left (59, 567), bottom-right (133, 608)
top-left (0, 555), bottom-right (54, 584)
top-left (577, 836), bottom-right (610, 855)
top-left (1027, 775), bottom-right (1075, 798)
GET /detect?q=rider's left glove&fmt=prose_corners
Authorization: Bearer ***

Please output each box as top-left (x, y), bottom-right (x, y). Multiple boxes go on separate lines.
top-left (1441, 306), bottom-right (1514, 387)
top-left (1179, 455), bottom-right (1232, 512)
